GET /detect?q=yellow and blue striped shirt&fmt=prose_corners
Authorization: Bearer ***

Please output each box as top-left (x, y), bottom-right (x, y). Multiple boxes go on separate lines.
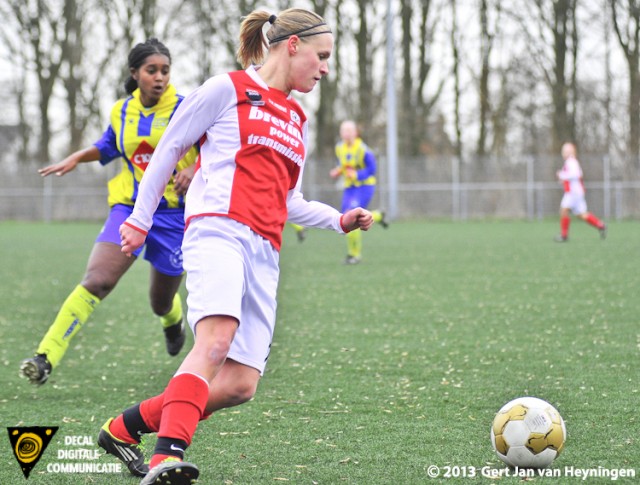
top-left (334, 137), bottom-right (377, 188)
top-left (94, 84), bottom-right (197, 209)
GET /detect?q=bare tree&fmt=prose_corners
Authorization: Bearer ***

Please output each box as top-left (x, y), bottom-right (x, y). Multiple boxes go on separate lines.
top-left (507, 0), bottom-right (578, 157)
top-left (354, 0), bottom-right (375, 133)
top-left (400, 0), bottom-right (414, 155)
top-left (398, 0), bottom-right (445, 157)
top-left (186, 0), bottom-right (225, 84)
top-left (61, 0), bottom-right (85, 153)
top-left (0, 2), bottom-right (31, 162)
top-left (476, 0), bottom-right (501, 158)
top-left (610, 0), bottom-right (640, 166)
top-left (3, 1), bottom-right (70, 163)
top-left (491, 65), bottom-right (516, 157)
top-left (451, 0), bottom-right (463, 159)
top-left (311, 0), bottom-right (343, 160)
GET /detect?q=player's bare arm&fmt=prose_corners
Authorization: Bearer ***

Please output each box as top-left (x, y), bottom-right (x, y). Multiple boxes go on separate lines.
top-left (38, 146), bottom-right (101, 177)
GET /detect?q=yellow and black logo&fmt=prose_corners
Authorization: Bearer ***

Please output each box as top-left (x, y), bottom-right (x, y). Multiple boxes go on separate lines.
top-left (7, 426), bottom-right (58, 479)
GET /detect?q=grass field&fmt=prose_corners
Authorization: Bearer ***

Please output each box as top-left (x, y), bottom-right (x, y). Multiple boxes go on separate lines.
top-left (0, 219), bottom-right (638, 484)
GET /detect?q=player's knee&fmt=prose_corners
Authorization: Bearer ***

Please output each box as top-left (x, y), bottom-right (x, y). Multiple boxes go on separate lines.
top-left (225, 380), bottom-right (258, 406)
top-left (203, 340), bottom-right (233, 368)
top-left (81, 272), bottom-right (118, 299)
top-left (149, 297), bottom-right (172, 316)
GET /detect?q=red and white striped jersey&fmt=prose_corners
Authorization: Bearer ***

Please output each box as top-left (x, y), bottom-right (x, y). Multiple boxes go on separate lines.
top-left (557, 156), bottom-right (585, 195)
top-left (127, 66), bottom-right (343, 250)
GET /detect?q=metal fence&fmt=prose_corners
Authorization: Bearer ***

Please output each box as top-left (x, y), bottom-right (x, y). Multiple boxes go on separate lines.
top-left (2, 154), bottom-right (639, 222)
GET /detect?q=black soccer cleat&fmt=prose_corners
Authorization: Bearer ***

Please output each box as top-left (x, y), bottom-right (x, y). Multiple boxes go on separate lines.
top-left (140, 458), bottom-right (199, 485)
top-left (599, 224), bottom-right (607, 240)
top-left (343, 255), bottom-right (361, 265)
top-left (98, 418), bottom-right (149, 477)
top-left (20, 354), bottom-right (52, 385)
top-left (379, 211), bottom-right (389, 229)
top-left (164, 321), bottom-right (186, 356)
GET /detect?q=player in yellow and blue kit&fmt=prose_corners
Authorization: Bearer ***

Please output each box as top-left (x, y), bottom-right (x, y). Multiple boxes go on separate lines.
top-left (20, 39), bottom-right (198, 392)
top-left (330, 120), bottom-right (388, 264)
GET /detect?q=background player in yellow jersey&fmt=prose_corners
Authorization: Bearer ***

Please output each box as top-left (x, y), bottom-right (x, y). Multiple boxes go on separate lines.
top-left (330, 120), bottom-right (387, 264)
top-left (20, 39), bottom-right (198, 387)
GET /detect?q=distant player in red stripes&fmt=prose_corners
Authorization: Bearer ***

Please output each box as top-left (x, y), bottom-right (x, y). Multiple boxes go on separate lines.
top-left (555, 142), bottom-right (606, 242)
top-left (97, 9), bottom-right (373, 485)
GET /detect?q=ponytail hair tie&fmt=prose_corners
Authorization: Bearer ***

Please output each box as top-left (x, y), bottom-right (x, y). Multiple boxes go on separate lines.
top-left (268, 14), bottom-right (277, 24)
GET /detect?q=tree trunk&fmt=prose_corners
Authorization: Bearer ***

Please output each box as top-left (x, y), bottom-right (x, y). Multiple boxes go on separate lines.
top-left (312, 0), bottom-right (341, 160)
top-left (477, 0), bottom-right (493, 158)
top-left (451, 0), bottom-right (463, 160)
top-left (355, 0), bottom-right (373, 133)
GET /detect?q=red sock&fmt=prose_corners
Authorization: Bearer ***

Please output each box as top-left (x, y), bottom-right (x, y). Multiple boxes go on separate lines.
top-left (561, 216), bottom-right (570, 238)
top-left (139, 392), bottom-right (166, 433)
top-left (108, 415), bottom-right (137, 444)
top-left (139, 392), bottom-right (211, 433)
top-left (585, 213), bottom-right (603, 229)
top-left (149, 373), bottom-right (209, 468)
top-left (201, 411), bottom-right (213, 422)
top-left (150, 454), bottom-right (177, 469)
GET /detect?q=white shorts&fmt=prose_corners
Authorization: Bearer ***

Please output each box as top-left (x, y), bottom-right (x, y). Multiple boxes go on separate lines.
top-left (560, 192), bottom-right (587, 215)
top-left (181, 216), bottom-right (280, 375)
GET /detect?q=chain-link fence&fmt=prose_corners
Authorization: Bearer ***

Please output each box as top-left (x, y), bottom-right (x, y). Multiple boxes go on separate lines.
top-left (2, 154), bottom-right (639, 222)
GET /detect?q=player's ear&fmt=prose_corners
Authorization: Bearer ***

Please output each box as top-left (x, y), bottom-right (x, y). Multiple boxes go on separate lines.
top-left (287, 36), bottom-right (299, 55)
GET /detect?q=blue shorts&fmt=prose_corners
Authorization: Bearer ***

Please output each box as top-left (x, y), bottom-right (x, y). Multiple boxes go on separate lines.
top-left (341, 185), bottom-right (375, 212)
top-left (96, 204), bottom-right (185, 276)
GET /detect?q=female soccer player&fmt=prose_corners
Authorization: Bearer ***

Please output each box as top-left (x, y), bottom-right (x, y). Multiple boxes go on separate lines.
top-left (555, 142), bottom-right (606, 242)
top-left (330, 120), bottom-right (388, 264)
top-left (97, 9), bottom-right (373, 484)
top-left (20, 39), bottom-right (197, 387)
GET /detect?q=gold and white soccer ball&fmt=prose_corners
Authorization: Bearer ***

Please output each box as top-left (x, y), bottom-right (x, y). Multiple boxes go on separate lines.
top-left (490, 396), bottom-right (566, 468)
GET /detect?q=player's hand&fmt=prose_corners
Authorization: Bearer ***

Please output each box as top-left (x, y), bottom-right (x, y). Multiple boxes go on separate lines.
top-left (329, 167), bottom-right (342, 179)
top-left (119, 222), bottom-right (147, 257)
top-left (38, 155), bottom-right (80, 177)
top-left (174, 164), bottom-right (195, 196)
top-left (342, 208), bottom-right (374, 232)
top-left (343, 167), bottom-right (357, 181)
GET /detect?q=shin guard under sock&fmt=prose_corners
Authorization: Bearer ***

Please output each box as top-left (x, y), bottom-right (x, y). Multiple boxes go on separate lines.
top-left (150, 373), bottom-right (209, 467)
top-left (36, 285), bottom-right (100, 367)
top-left (560, 216), bottom-right (570, 238)
top-left (585, 213), bottom-right (604, 229)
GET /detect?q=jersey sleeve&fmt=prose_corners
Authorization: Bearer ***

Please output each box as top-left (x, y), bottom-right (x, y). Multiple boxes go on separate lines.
top-left (357, 150), bottom-right (377, 180)
top-left (287, 194), bottom-right (344, 233)
top-left (94, 125), bottom-right (121, 165)
top-left (126, 74), bottom-right (235, 232)
top-left (287, 122), bottom-right (344, 233)
top-left (558, 158), bottom-right (582, 181)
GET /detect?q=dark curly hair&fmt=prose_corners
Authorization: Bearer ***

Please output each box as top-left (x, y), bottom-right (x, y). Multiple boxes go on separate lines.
top-left (124, 38), bottom-right (171, 94)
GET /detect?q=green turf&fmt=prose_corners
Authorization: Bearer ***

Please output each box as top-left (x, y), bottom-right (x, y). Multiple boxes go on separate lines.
top-left (0, 220), bottom-right (638, 483)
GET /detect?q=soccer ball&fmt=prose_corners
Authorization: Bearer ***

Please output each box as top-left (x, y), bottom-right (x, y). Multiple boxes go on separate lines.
top-left (490, 396), bottom-right (566, 468)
